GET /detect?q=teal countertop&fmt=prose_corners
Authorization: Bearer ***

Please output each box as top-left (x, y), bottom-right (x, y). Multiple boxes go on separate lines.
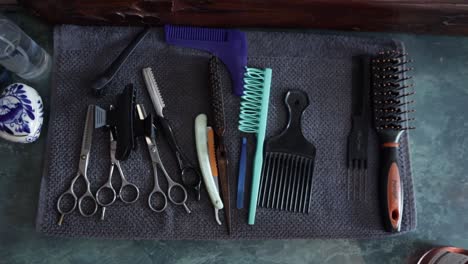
top-left (1, 10), bottom-right (467, 264)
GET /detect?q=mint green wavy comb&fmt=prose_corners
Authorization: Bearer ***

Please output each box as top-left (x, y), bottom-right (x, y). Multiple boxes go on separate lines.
top-left (238, 66), bottom-right (272, 225)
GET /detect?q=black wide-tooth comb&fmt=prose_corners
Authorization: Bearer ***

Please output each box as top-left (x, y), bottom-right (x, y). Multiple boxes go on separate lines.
top-left (258, 90), bottom-right (316, 213)
top-left (371, 50), bottom-right (415, 233)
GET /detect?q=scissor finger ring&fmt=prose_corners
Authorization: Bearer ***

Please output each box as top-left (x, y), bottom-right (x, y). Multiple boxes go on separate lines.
top-left (78, 192), bottom-right (98, 217)
top-left (57, 190), bottom-right (78, 215)
top-left (148, 190), bottom-right (168, 212)
top-left (119, 183), bottom-right (140, 204)
top-left (96, 186), bottom-right (117, 207)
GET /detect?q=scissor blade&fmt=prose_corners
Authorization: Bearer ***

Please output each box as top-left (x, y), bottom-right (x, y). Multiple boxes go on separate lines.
top-left (136, 104), bottom-right (152, 145)
top-left (136, 104), bottom-right (147, 120)
top-left (81, 105), bottom-right (95, 156)
top-left (214, 208), bottom-right (222, 225)
top-left (136, 104), bottom-right (160, 162)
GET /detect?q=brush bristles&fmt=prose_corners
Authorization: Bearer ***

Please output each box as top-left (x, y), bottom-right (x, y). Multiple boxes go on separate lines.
top-left (371, 50), bottom-right (415, 131)
top-left (209, 57), bottom-right (225, 132)
top-left (258, 153), bottom-right (314, 214)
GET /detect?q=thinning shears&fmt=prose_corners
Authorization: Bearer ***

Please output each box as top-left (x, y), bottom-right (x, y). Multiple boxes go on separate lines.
top-left (56, 105), bottom-right (98, 225)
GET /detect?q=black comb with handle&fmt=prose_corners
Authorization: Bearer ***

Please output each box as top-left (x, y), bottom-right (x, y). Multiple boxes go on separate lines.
top-left (371, 50), bottom-right (415, 232)
top-left (91, 27), bottom-right (150, 97)
top-left (258, 90), bottom-right (316, 213)
top-left (347, 56), bottom-right (371, 201)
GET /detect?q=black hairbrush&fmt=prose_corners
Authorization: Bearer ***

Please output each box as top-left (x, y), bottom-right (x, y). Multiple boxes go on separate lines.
top-left (371, 50), bottom-right (415, 232)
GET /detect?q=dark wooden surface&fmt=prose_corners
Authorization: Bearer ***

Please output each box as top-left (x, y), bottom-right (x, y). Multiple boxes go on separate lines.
top-left (0, 0), bottom-right (18, 5)
top-left (19, 0), bottom-right (468, 35)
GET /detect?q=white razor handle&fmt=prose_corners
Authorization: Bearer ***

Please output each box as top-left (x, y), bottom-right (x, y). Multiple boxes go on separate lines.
top-left (195, 114), bottom-right (224, 210)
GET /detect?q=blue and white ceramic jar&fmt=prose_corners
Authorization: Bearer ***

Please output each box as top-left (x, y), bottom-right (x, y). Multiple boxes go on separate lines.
top-left (0, 83), bottom-right (43, 143)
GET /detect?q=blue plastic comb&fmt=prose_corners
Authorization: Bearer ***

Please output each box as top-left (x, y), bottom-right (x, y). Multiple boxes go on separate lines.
top-left (164, 25), bottom-right (247, 96)
top-left (237, 137), bottom-right (247, 209)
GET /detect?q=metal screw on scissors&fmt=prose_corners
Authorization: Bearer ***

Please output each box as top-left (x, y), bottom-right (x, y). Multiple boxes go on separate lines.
top-left (96, 131), bottom-right (140, 220)
top-left (56, 105), bottom-right (98, 225)
top-left (136, 104), bottom-right (191, 214)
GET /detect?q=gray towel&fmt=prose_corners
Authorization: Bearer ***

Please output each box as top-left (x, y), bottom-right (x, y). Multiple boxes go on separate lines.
top-left (36, 25), bottom-right (416, 239)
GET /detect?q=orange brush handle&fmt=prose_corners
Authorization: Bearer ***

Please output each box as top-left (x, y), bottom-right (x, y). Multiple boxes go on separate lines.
top-left (380, 143), bottom-right (403, 232)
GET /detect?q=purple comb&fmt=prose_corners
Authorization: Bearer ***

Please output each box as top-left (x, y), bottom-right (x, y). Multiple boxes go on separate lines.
top-left (165, 25), bottom-right (247, 96)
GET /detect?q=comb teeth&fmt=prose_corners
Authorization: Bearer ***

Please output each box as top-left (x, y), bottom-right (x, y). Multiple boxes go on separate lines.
top-left (142, 67), bottom-right (165, 117)
top-left (371, 50), bottom-right (415, 131)
top-left (165, 25), bottom-right (228, 42)
top-left (94, 105), bottom-right (107, 129)
top-left (258, 153), bottom-right (314, 213)
top-left (238, 67), bottom-right (272, 134)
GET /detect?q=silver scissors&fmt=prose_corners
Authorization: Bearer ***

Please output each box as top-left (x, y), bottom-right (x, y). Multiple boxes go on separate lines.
top-left (56, 105), bottom-right (98, 225)
top-left (96, 131), bottom-right (140, 220)
top-left (136, 104), bottom-right (191, 214)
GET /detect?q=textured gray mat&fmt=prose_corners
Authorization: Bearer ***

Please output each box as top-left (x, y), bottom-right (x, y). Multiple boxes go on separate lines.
top-left (36, 25), bottom-right (416, 239)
